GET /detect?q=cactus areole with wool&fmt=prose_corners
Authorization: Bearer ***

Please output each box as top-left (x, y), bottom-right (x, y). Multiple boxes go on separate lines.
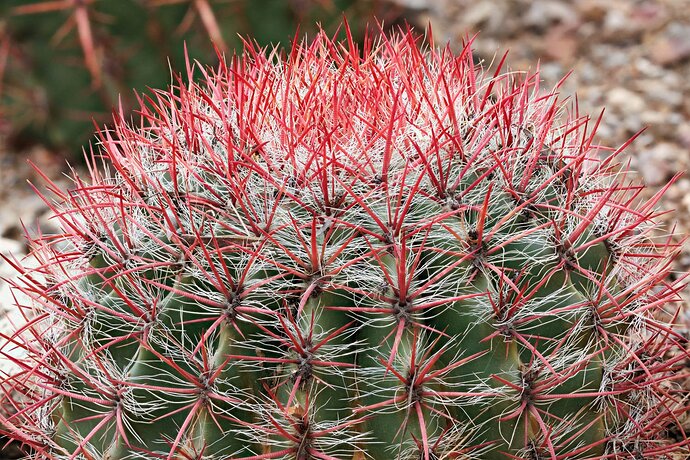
top-left (1, 26), bottom-right (688, 459)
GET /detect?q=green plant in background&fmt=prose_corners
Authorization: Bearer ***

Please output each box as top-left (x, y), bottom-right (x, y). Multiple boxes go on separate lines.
top-left (1, 24), bottom-right (689, 459)
top-left (0, 0), bottom-right (394, 157)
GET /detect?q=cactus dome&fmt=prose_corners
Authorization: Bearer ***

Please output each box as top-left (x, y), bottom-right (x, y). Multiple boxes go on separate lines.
top-left (1, 24), bottom-right (688, 459)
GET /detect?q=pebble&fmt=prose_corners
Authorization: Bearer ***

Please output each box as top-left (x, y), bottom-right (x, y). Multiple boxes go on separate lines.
top-left (391, 0), bottom-right (429, 8)
top-left (463, 2), bottom-right (504, 34)
top-left (0, 237), bottom-right (23, 259)
top-left (524, 1), bottom-right (578, 30)
top-left (676, 123), bottom-right (690, 148)
top-left (543, 25), bottom-right (579, 62)
top-left (606, 87), bottom-right (646, 113)
top-left (634, 57), bottom-right (666, 78)
top-left (637, 142), bottom-right (678, 185)
top-left (603, 8), bottom-right (636, 40)
top-left (637, 79), bottom-right (683, 107)
top-left (650, 22), bottom-right (690, 66)
top-left (577, 0), bottom-right (608, 22)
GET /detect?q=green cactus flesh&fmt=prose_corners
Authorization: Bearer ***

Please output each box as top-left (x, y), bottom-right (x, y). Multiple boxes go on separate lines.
top-left (1, 28), bottom-right (687, 459)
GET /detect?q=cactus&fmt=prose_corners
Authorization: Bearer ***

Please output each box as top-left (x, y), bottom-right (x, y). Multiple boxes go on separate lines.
top-left (1, 25), bottom-right (689, 459)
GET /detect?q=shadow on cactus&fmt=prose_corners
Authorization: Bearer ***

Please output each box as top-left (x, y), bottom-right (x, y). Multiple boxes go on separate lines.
top-left (1, 22), bottom-right (689, 459)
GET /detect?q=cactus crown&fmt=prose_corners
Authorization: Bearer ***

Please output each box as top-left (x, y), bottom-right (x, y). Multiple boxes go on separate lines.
top-left (1, 25), bottom-right (688, 459)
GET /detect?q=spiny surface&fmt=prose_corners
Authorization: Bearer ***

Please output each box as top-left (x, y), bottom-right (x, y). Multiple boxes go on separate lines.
top-left (1, 28), bottom-right (688, 459)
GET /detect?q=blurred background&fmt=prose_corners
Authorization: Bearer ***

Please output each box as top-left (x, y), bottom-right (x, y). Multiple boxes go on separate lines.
top-left (1, 0), bottom-right (689, 456)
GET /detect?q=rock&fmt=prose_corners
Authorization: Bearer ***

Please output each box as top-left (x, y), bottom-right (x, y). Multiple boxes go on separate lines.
top-left (606, 87), bottom-right (646, 113)
top-left (524, 1), bottom-right (578, 31)
top-left (0, 237), bottom-right (23, 259)
top-left (543, 25), bottom-right (580, 62)
top-left (630, 1), bottom-right (669, 32)
top-left (637, 142), bottom-right (678, 186)
top-left (649, 22), bottom-right (690, 66)
top-left (576, 0), bottom-right (608, 22)
top-left (683, 187), bottom-right (690, 215)
top-left (676, 123), bottom-right (690, 149)
top-left (634, 57), bottom-right (665, 78)
top-left (637, 78), bottom-right (682, 107)
top-left (591, 44), bottom-right (630, 69)
top-left (603, 7), bottom-right (633, 39)
top-left (463, 2), bottom-right (504, 33)
top-left (389, 0), bottom-right (429, 9)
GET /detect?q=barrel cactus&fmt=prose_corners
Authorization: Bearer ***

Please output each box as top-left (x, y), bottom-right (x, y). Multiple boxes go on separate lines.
top-left (1, 26), bottom-right (688, 459)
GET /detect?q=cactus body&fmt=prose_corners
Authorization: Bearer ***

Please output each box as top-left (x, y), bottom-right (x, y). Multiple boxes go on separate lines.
top-left (1, 28), bottom-right (688, 459)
